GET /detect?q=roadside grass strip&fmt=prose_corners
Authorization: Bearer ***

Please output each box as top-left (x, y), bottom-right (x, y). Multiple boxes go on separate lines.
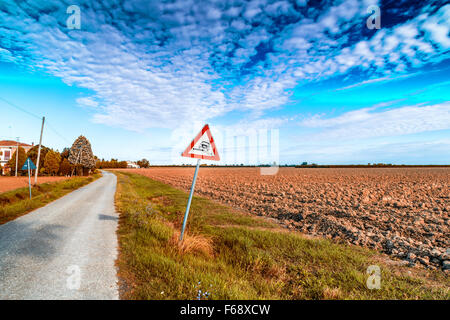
top-left (113, 171), bottom-right (450, 300)
top-left (0, 173), bottom-right (101, 225)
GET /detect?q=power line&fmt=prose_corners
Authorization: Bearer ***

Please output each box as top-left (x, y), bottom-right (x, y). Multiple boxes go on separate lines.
top-left (0, 96), bottom-right (41, 120)
top-left (46, 121), bottom-right (72, 145)
top-left (0, 95), bottom-right (73, 145)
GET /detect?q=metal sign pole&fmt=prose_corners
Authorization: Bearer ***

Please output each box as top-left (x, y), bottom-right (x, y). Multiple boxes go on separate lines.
top-left (179, 158), bottom-right (201, 242)
top-left (27, 158), bottom-right (31, 199)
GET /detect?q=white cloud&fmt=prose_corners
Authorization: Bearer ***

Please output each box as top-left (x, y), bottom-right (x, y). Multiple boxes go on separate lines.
top-left (300, 102), bottom-right (450, 140)
top-left (275, 2), bottom-right (449, 84)
top-left (76, 97), bottom-right (99, 108)
top-left (0, 47), bottom-right (16, 62)
top-left (281, 138), bottom-right (450, 165)
top-left (335, 73), bottom-right (417, 91)
top-left (0, 0), bottom-right (449, 134)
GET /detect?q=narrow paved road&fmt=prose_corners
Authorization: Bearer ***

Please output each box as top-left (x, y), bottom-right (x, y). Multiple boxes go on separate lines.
top-left (0, 171), bottom-right (119, 299)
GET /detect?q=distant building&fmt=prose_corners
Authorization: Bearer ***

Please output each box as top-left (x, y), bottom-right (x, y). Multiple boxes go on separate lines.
top-left (126, 161), bottom-right (140, 169)
top-left (0, 140), bottom-right (33, 168)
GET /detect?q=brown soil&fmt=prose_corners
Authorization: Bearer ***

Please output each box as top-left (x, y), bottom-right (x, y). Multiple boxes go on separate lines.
top-left (116, 167), bottom-right (450, 270)
top-left (0, 176), bottom-right (71, 193)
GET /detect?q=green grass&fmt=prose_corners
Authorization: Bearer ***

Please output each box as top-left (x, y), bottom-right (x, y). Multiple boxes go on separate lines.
top-left (0, 173), bottom-right (101, 225)
top-left (113, 171), bottom-right (449, 300)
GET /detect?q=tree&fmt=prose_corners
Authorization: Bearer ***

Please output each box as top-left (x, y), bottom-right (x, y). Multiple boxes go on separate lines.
top-left (44, 150), bottom-right (61, 176)
top-left (27, 145), bottom-right (50, 171)
top-left (7, 146), bottom-right (27, 176)
top-left (60, 147), bottom-right (70, 160)
top-left (68, 135), bottom-right (96, 175)
top-left (137, 158), bottom-right (150, 168)
top-left (59, 158), bottom-right (73, 176)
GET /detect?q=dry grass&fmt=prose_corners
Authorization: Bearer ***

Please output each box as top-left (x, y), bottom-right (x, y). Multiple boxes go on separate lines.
top-left (323, 287), bottom-right (343, 299)
top-left (170, 229), bottom-right (214, 258)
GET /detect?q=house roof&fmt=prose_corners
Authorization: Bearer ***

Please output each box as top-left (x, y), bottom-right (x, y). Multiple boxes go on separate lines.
top-left (0, 140), bottom-right (32, 147)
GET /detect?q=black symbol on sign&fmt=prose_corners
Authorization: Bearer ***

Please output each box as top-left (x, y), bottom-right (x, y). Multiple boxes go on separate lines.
top-left (200, 141), bottom-right (210, 151)
top-left (193, 141), bottom-right (210, 152)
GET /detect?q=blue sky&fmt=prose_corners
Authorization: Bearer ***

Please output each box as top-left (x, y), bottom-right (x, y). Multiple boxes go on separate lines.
top-left (0, 0), bottom-right (449, 164)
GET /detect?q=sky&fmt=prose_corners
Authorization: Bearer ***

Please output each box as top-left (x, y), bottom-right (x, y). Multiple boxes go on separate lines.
top-left (0, 0), bottom-right (449, 165)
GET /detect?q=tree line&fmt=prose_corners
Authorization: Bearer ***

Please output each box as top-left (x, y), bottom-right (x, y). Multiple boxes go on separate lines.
top-left (4, 145), bottom-right (75, 176)
top-left (3, 135), bottom-right (97, 176)
top-left (96, 158), bottom-right (149, 169)
top-left (2, 134), bottom-right (151, 176)
top-left (96, 159), bottom-right (128, 169)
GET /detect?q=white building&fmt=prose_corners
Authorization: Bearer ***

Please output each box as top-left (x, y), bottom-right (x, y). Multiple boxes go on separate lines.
top-left (126, 161), bottom-right (140, 169)
top-left (0, 140), bottom-right (33, 169)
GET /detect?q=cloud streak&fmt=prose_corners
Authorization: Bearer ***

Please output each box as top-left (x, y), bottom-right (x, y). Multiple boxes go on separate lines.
top-left (300, 102), bottom-right (450, 140)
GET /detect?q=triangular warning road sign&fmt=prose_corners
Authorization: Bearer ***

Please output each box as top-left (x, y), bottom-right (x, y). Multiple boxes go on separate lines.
top-left (181, 124), bottom-right (220, 161)
top-left (21, 157), bottom-right (37, 170)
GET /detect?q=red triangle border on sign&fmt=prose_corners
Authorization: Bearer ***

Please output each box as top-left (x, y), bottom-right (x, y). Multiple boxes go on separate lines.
top-left (181, 124), bottom-right (220, 161)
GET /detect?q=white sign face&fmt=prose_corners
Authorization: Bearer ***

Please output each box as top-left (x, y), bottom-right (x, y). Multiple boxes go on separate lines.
top-left (181, 124), bottom-right (220, 161)
top-left (189, 132), bottom-right (214, 157)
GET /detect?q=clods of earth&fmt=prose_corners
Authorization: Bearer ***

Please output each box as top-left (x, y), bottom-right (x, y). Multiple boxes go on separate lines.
top-left (124, 167), bottom-right (450, 271)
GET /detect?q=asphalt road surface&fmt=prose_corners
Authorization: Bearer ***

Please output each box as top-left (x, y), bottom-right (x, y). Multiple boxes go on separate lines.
top-left (0, 171), bottom-right (119, 300)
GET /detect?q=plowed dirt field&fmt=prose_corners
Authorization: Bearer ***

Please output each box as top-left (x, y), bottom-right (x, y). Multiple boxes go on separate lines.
top-left (121, 167), bottom-right (450, 270)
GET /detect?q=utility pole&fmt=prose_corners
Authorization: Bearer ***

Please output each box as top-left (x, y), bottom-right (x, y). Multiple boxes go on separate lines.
top-left (71, 148), bottom-right (82, 176)
top-left (34, 116), bottom-right (45, 184)
top-left (15, 137), bottom-right (19, 177)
